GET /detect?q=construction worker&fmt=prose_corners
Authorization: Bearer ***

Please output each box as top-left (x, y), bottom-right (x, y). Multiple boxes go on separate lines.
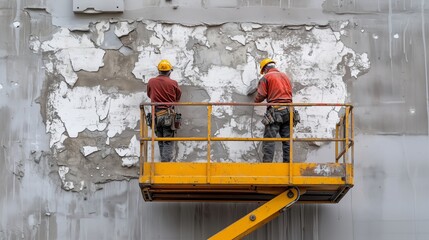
top-left (147, 59), bottom-right (182, 162)
top-left (254, 58), bottom-right (293, 163)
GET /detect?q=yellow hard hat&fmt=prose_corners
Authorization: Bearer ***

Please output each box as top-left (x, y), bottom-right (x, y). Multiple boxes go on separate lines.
top-left (158, 59), bottom-right (173, 71)
top-left (259, 58), bottom-right (275, 74)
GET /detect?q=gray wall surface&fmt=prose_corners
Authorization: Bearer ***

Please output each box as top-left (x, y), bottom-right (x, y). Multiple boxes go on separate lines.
top-left (1, 0), bottom-right (428, 239)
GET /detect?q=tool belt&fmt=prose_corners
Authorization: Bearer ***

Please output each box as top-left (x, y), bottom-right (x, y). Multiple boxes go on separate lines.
top-left (146, 108), bottom-right (182, 130)
top-left (262, 107), bottom-right (301, 127)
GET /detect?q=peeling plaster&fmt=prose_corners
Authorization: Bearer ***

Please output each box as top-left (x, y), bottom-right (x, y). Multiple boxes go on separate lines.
top-left (35, 20), bottom-right (369, 189)
top-left (115, 21), bottom-right (136, 37)
top-left (81, 146), bottom-right (99, 156)
top-left (58, 166), bottom-right (74, 191)
top-left (115, 135), bottom-right (139, 167)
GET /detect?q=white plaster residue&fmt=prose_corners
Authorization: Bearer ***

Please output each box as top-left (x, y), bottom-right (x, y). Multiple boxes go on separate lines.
top-left (68, 48), bottom-right (105, 72)
top-left (339, 21), bottom-right (349, 36)
top-left (393, 33), bottom-right (399, 39)
top-left (115, 135), bottom-right (139, 157)
top-left (43, 62), bottom-right (54, 73)
top-left (253, 28), bottom-right (370, 139)
top-left (115, 135), bottom-right (140, 167)
top-left (0, 84), bottom-right (3, 90)
top-left (133, 23), bottom-right (204, 84)
top-left (230, 35), bottom-right (246, 45)
top-left (314, 165), bottom-right (333, 176)
top-left (39, 28), bottom-right (106, 86)
top-left (46, 118), bottom-right (66, 148)
top-left (214, 116), bottom-right (261, 162)
top-left (58, 166), bottom-right (74, 191)
top-left (41, 28), bottom-right (94, 52)
top-left (225, 46), bottom-right (232, 51)
top-left (94, 21), bottom-right (110, 46)
top-left (12, 21), bottom-right (20, 28)
top-left (121, 157), bottom-right (139, 167)
top-left (241, 23), bottom-right (254, 32)
top-left (115, 22), bottom-right (135, 37)
top-left (46, 81), bottom-right (148, 146)
top-left (199, 66), bottom-right (243, 117)
top-left (241, 23), bottom-right (262, 32)
top-left (52, 50), bottom-right (78, 86)
top-left (29, 36), bottom-right (41, 53)
top-left (81, 146), bottom-right (99, 156)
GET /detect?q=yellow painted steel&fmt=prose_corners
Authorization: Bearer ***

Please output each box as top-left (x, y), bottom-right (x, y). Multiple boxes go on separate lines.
top-left (289, 106), bottom-right (294, 184)
top-left (139, 102), bottom-right (354, 201)
top-left (208, 188), bottom-right (301, 240)
top-left (139, 162), bottom-right (353, 185)
top-left (207, 105), bottom-right (212, 182)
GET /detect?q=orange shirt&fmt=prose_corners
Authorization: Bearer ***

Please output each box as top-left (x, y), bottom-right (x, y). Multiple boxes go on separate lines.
top-left (255, 68), bottom-right (292, 103)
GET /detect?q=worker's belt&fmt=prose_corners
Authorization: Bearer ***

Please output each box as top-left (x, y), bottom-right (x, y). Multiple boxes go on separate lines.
top-left (155, 109), bottom-right (170, 117)
top-left (272, 106), bottom-right (288, 111)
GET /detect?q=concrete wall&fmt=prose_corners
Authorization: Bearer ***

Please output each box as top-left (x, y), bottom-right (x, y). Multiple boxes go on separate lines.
top-left (0, 0), bottom-right (428, 239)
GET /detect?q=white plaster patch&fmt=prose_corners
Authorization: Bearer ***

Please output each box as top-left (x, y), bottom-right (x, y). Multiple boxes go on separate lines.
top-left (81, 146), bottom-right (99, 156)
top-left (41, 28), bottom-right (94, 52)
top-left (314, 165), bottom-right (333, 176)
top-left (39, 28), bottom-right (105, 87)
top-left (58, 166), bottom-right (74, 191)
top-left (115, 135), bottom-right (140, 167)
top-left (68, 48), bottom-right (105, 72)
top-left (46, 82), bottom-right (148, 146)
top-left (241, 23), bottom-right (262, 31)
top-left (0, 84), bottom-right (3, 90)
top-left (214, 116), bottom-right (261, 162)
top-left (225, 46), bottom-right (232, 51)
top-left (29, 36), bottom-right (41, 53)
top-left (46, 118), bottom-right (66, 148)
top-left (94, 21), bottom-right (110, 46)
top-left (133, 23), bottom-right (205, 84)
top-left (230, 35), bottom-right (246, 45)
top-left (52, 50), bottom-right (78, 86)
top-left (12, 21), bottom-right (20, 28)
top-left (114, 22), bottom-right (135, 37)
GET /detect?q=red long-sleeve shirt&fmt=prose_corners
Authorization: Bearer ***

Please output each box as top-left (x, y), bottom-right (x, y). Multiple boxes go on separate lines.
top-left (147, 75), bottom-right (181, 109)
top-left (254, 68), bottom-right (292, 103)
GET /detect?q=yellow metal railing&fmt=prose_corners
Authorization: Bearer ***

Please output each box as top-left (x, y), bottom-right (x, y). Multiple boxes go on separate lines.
top-left (139, 102), bottom-right (354, 184)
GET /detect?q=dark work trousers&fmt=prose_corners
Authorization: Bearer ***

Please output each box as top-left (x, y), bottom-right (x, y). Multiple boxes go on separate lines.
top-left (155, 114), bottom-right (175, 162)
top-left (262, 109), bottom-right (291, 163)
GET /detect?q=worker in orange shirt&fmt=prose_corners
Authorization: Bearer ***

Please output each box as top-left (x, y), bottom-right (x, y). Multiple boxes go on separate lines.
top-left (147, 60), bottom-right (182, 162)
top-left (254, 58), bottom-right (295, 163)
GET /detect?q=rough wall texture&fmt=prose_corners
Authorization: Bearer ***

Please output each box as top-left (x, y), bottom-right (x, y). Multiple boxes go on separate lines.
top-left (32, 19), bottom-right (369, 190)
top-left (1, 0), bottom-right (428, 239)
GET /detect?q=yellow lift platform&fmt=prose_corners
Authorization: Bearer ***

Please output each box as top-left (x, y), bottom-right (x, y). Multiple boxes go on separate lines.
top-left (139, 102), bottom-right (354, 240)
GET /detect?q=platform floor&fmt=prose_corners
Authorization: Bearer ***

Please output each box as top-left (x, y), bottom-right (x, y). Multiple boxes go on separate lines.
top-left (139, 162), bottom-right (353, 203)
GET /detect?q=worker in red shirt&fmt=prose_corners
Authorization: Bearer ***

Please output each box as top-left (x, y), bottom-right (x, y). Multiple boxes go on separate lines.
top-left (255, 58), bottom-right (293, 163)
top-left (147, 60), bottom-right (182, 162)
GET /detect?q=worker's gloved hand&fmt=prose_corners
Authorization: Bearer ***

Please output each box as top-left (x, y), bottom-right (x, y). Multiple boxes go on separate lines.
top-left (246, 79), bottom-right (258, 96)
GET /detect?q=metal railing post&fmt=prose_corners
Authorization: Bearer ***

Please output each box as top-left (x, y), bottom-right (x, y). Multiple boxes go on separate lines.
top-left (289, 106), bottom-right (294, 184)
top-left (150, 105), bottom-right (155, 184)
top-left (207, 105), bottom-right (212, 183)
top-left (344, 106), bottom-right (350, 184)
